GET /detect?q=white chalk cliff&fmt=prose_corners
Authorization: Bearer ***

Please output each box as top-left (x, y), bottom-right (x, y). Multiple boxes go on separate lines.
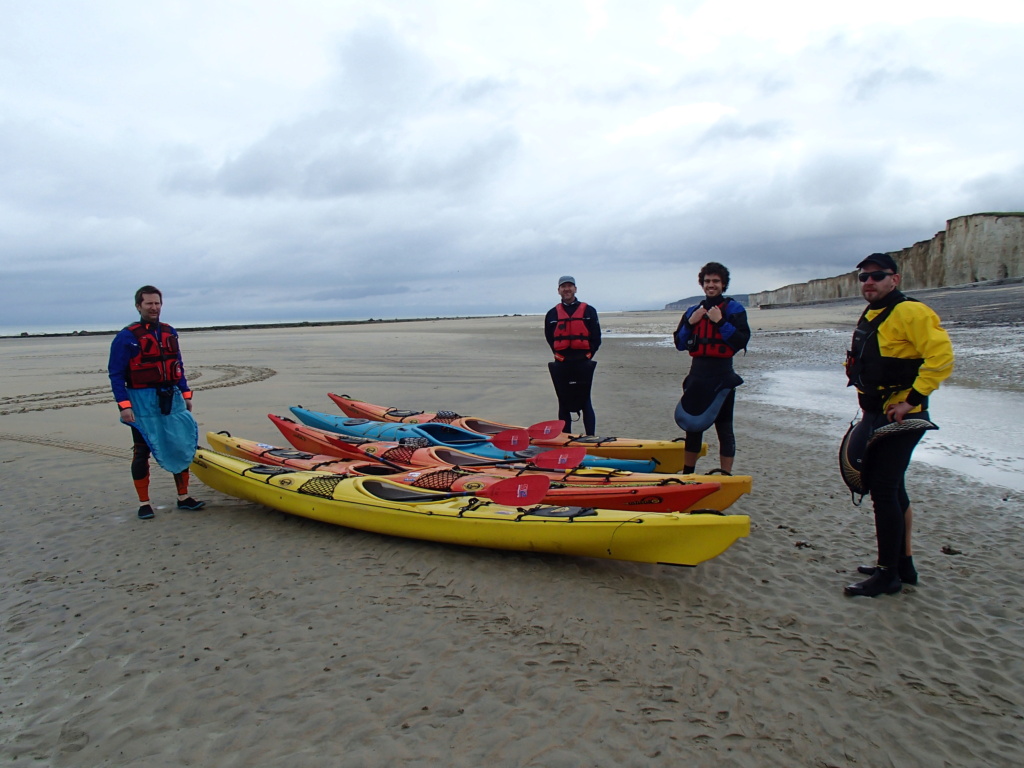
top-left (750, 213), bottom-right (1024, 307)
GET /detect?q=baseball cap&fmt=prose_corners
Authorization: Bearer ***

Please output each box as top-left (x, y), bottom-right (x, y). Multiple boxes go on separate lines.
top-left (856, 253), bottom-right (899, 273)
top-left (558, 275), bottom-right (576, 286)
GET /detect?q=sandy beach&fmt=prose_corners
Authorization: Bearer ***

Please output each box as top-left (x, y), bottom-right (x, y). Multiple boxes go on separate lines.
top-left (2, 290), bottom-right (1022, 767)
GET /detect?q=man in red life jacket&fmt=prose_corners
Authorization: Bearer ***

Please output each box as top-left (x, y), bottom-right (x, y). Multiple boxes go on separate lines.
top-left (674, 262), bottom-right (750, 475)
top-left (108, 286), bottom-right (203, 519)
top-left (545, 275), bottom-right (601, 435)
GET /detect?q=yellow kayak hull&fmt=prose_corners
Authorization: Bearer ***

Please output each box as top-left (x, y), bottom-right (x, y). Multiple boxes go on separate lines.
top-left (191, 449), bottom-right (749, 567)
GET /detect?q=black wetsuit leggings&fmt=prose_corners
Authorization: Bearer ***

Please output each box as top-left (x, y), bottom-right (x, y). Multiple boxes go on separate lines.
top-left (559, 400), bottom-right (596, 437)
top-left (131, 426), bottom-right (151, 481)
top-left (684, 389), bottom-right (736, 457)
top-left (867, 412), bottom-right (926, 569)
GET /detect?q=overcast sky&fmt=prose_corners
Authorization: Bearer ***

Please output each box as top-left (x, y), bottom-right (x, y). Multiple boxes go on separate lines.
top-left (3, 0), bottom-right (1023, 332)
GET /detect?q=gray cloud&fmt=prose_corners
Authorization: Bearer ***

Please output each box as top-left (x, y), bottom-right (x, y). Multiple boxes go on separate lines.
top-left (2, 3), bottom-right (1023, 333)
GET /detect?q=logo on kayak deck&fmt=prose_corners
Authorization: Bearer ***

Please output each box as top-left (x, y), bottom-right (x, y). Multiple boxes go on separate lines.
top-left (626, 496), bottom-right (664, 506)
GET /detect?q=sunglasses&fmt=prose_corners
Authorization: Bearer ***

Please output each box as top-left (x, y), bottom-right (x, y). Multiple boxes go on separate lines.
top-left (858, 270), bottom-right (894, 283)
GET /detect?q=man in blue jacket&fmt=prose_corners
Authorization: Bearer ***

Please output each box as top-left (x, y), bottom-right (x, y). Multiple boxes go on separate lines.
top-left (108, 286), bottom-right (203, 519)
top-left (674, 262), bottom-right (750, 474)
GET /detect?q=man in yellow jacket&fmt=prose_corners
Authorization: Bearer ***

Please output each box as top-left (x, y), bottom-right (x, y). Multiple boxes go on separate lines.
top-left (843, 253), bottom-right (954, 597)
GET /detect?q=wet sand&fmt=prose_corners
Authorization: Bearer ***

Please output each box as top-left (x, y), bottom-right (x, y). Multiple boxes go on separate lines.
top-left (1, 292), bottom-right (1022, 767)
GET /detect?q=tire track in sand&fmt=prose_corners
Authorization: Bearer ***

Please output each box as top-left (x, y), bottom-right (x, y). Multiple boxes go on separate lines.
top-left (0, 433), bottom-right (131, 460)
top-left (0, 364), bottom-right (276, 415)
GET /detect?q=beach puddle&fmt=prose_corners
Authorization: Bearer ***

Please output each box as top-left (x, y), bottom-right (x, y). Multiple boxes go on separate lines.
top-left (751, 369), bottom-right (1024, 492)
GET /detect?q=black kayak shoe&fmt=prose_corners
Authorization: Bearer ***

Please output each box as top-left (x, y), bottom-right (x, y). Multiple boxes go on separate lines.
top-left (138, 504), bottom-right (155, 520)
top-left (176, 497), bottom-right (206, 510)
top-left (857, 556), bottom-right (918, 585)
top-left (844, 567), bottom-right (902, 597)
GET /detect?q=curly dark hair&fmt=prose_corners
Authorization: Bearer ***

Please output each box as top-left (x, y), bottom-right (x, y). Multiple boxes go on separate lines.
top-left (698, 262), bottom-right (730, 290)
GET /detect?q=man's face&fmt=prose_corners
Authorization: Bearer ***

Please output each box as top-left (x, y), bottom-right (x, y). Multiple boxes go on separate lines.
top-left (858, 265), bottom-right (900, 303)
top-left (558, 282), bottom-right (577, 302)
top-left (137, 293), bottom-right (162, 323)
top-left (701, 273), bottom-right (724, 299)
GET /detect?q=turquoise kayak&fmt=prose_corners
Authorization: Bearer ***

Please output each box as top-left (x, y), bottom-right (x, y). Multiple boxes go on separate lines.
top-left (288, 407), bottom-right (658, 472)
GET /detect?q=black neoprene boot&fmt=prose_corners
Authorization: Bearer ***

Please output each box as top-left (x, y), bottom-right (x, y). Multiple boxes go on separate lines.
top-left (844, 566), bottom-right (902, 597)
top-left (857, 556), bottom-right (918, 585)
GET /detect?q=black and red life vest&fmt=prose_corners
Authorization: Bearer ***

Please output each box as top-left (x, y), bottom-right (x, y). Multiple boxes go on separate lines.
top-left (687, 302), bottom-right (735, 359)
top-left (553, 302), bottom-right (593, 360)
top-left (125, 322), bottom-right (183, 389)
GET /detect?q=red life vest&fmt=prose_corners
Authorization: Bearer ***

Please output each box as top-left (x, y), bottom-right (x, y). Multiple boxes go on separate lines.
top-left (126, 322), bottom-right (184, 388)
top-left (688, 307), bottom-right (735, 359)
top-left (553, 302), bottom-right (592, 360)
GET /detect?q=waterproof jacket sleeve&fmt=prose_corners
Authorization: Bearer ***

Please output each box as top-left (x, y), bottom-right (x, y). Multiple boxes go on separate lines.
top-left (882, 302), bottom-right (954, 406)
top-left (674, 306), bottom-right (697, 351)
top-left (719, 300), bottom-right (751, 352)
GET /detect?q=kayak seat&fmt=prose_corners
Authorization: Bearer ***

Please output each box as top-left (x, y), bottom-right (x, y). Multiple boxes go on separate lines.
top-left (353, 465), bottom-right (401, 476)
top-left (361, 480), bottom-right (463, 503)
top-left (459, 419), bottom-right (502, 434)
top-left (432, 448), bottom-right (487, 466)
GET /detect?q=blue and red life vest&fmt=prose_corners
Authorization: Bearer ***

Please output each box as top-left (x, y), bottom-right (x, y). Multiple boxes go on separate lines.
top-left (125, 322), bottom-right (184, 389)
top-left (687, 307), bottom-right (735, 359)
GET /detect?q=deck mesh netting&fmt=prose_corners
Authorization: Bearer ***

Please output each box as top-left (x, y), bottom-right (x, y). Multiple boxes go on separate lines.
top-left (382, 446), bottom-right (418, 464)
top-left (407, 469), bottom-right (462, 491)
top-left (298, 475), bottom-right (346, 498)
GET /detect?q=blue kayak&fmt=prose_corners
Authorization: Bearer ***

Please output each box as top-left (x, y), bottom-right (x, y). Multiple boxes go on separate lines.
top-left (288, 407), bottom-right (658, 473)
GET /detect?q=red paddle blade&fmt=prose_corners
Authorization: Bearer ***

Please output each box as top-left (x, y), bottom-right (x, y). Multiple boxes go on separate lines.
top-left (527, 420), bottom-right (567, 440)
top-left (482, 474), bottom-right (550, 506)
top-left (490, 428), bottom-right (533, 451)
top-left (531, 447), bottom-right (587, 470)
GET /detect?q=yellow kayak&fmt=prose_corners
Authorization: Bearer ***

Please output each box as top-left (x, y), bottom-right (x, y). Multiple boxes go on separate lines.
top-left (190, 449), bottom-right (750, 567)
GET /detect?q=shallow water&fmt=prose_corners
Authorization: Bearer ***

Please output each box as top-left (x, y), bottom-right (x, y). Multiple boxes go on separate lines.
top-left (612, 327), bottom-right (1024, 492)
top-left (749, 369), bottom-right (1024, 492)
